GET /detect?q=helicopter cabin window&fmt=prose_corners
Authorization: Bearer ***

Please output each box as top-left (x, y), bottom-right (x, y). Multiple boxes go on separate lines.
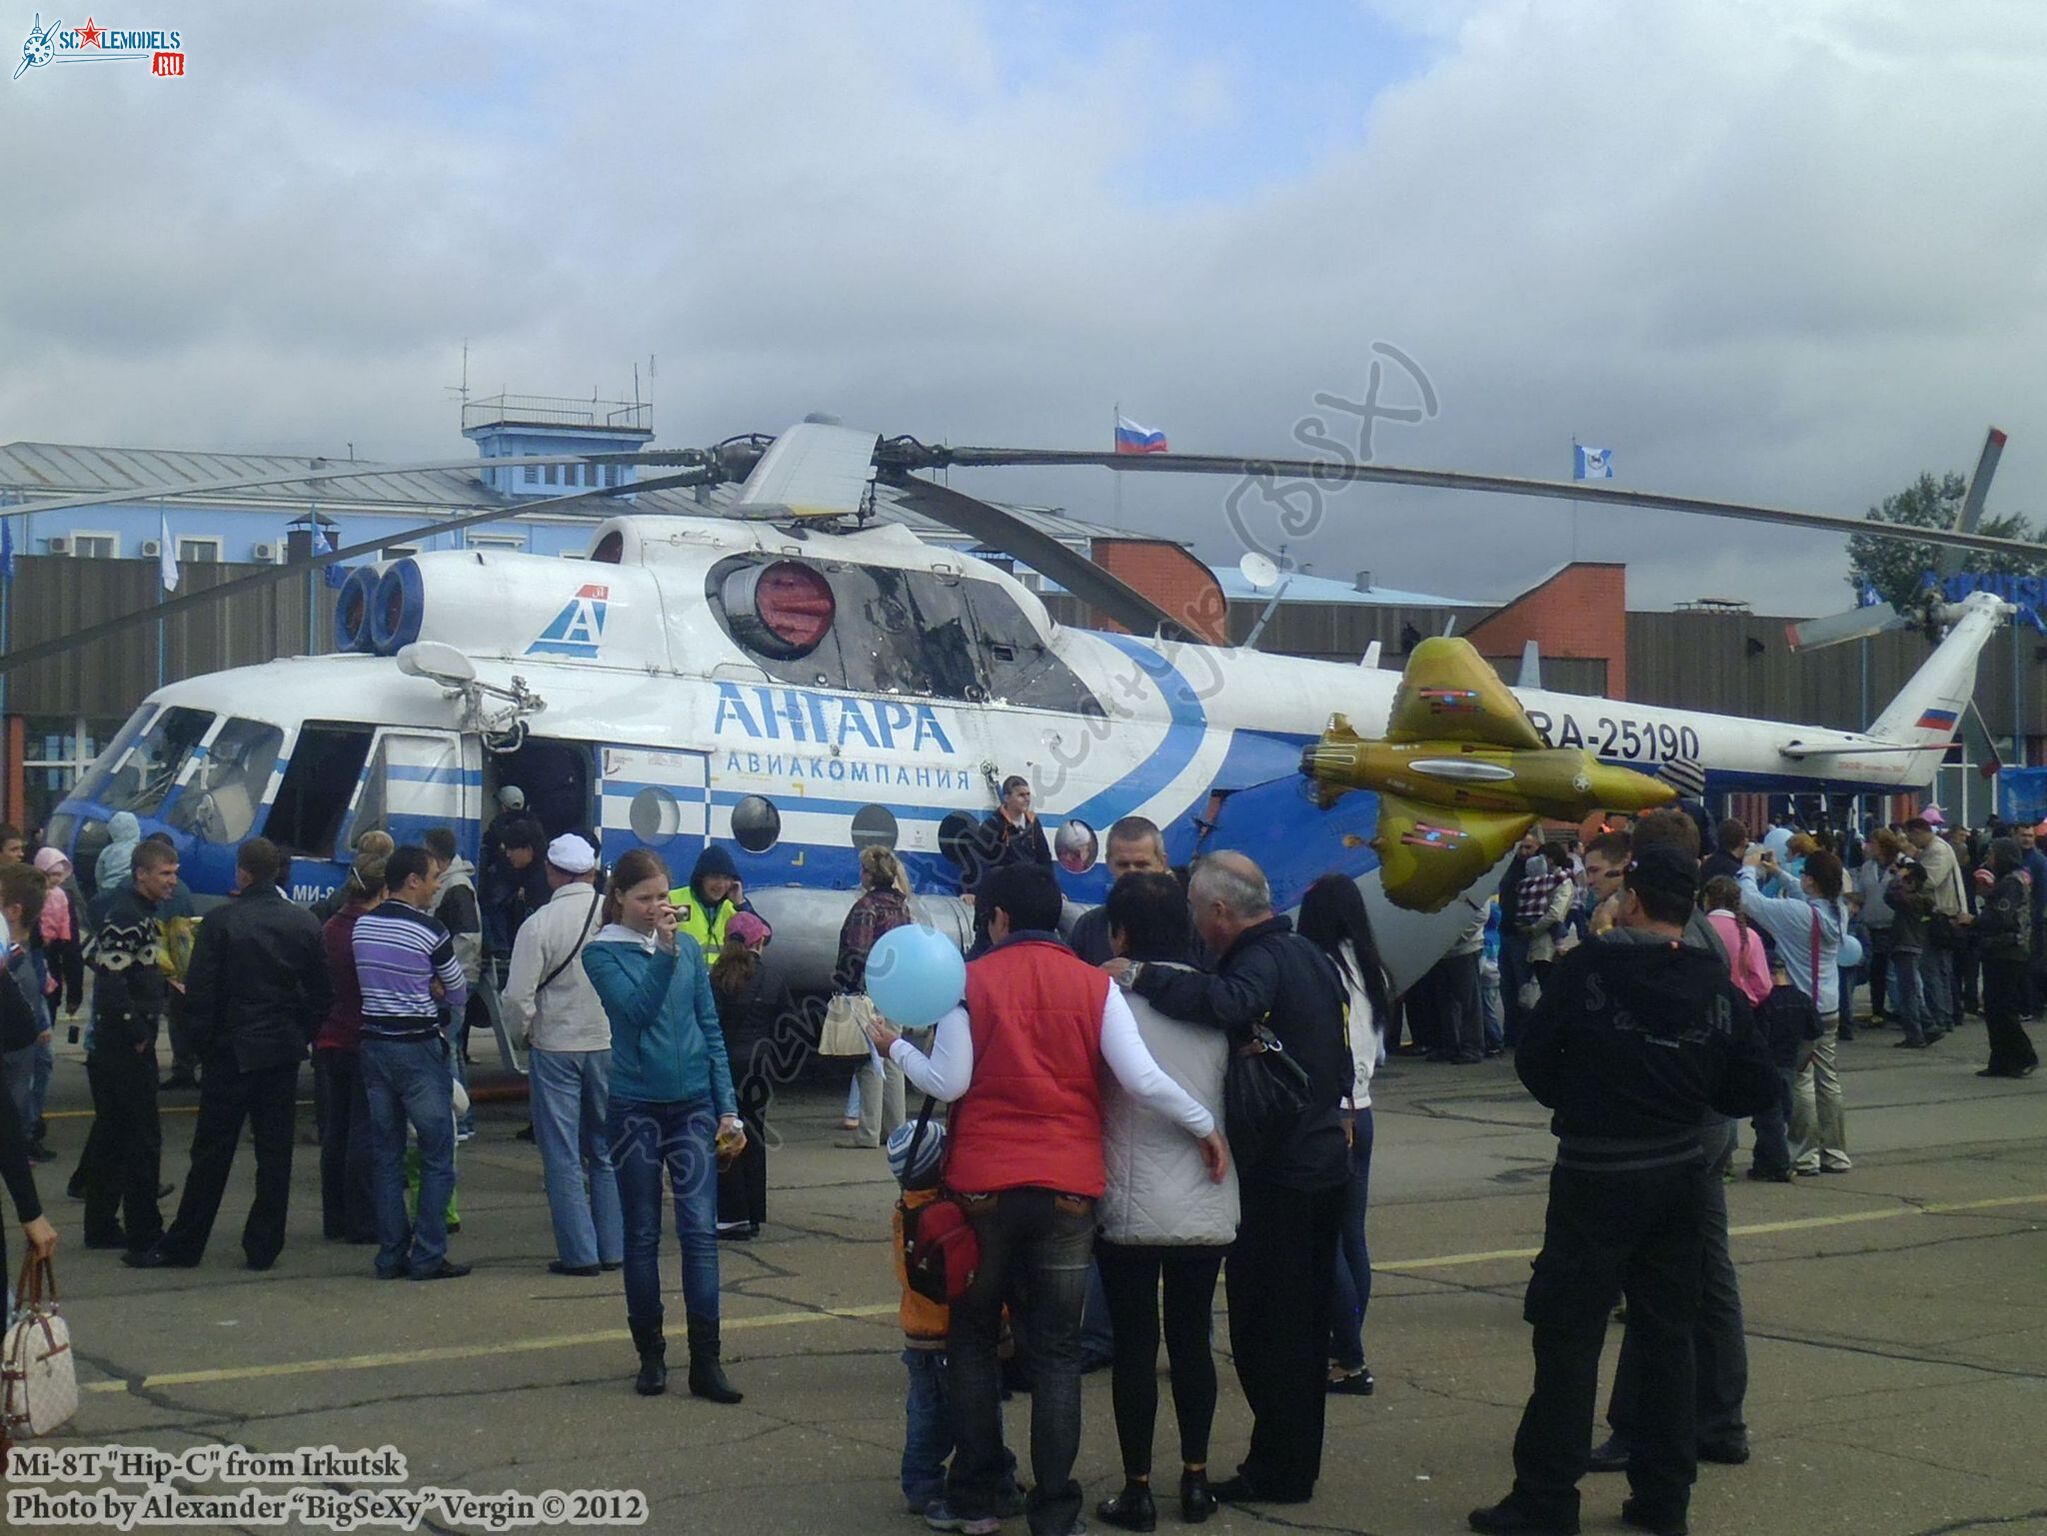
top-left (707, 556), bottom-right (1098, 713)
top-left (166, 718), bottom-right (284, 844)
top-left (264, 724), bottom-right (375, 859)
top-left (96, 706), bottom-right (215, 817)
top-left (961, 582), bottom-right (1103, 716)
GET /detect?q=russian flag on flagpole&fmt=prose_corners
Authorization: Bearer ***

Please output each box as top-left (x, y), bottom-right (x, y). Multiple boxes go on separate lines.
top-left (1573, 442), bottom-right (1613, 480)
top-left (1114, 414), bottom-right (1169, 455)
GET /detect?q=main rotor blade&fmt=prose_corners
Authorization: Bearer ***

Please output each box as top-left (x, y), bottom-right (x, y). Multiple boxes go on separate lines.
top-left (1936, 426), bottom-right (2008, 581)
top-left (0, 470), bottom-right (715, 679)
top-left (928, 447), bottom-right (2047, 563)
top-left (877, 471), bottom-right (1199, 644)
top-left (0, 450), bottom-right (715, 521)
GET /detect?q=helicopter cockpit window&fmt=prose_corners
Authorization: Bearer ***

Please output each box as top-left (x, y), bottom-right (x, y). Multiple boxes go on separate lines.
top-left (166, 718), bottom-right (284, 844)
top-left (264, 723), bottom-right (376, 859)
top-left (707, 556), bottom-right (1099, 713)
top-left (70, 705), bottom-right (155, 806)
top-left (96, 706), bottom-right (215, 817)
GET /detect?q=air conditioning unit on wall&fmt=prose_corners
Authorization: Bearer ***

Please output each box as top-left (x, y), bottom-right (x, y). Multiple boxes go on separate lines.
top-left (141, 538), bottom-right (162, 557)
top-left (251, 541), bottom-right (278, 562)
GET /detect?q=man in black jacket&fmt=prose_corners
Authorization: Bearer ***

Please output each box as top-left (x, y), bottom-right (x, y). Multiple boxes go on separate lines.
top-left (1110, 851), bottom-right (1351, 1505)
top-left (82, 839), bottom-right (180, 1253)
top-left (1470, 846), bottom-right (1779, 1536)
top-left (127, 838), bottom-right (331, 1271)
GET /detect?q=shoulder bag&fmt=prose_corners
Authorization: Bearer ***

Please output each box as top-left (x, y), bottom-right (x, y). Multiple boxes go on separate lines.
top-left (899, 1096), bottom-right (982, 1306)
top-left (3, 1254), bottom-right (78, 1444)
top-left (818, 992), bottom-right (878, 1057)
top-left (1222, 1020), bottom-right (1312, 1170)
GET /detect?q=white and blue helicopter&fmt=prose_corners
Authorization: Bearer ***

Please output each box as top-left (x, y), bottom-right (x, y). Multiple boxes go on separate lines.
top-left (14, 422), bottom-right (2023, 1002)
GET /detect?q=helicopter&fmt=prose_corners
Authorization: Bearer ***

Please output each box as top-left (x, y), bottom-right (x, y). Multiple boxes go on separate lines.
top-left (10, 420), bottom-right (2022, 1016)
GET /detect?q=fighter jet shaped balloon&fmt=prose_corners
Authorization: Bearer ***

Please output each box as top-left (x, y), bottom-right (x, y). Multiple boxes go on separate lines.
top-left (1302, 636), bottom-right (1675, 912)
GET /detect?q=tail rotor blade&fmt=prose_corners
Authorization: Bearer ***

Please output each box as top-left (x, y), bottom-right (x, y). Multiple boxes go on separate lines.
top-left (1786, 605), bottom-right (1909, 653)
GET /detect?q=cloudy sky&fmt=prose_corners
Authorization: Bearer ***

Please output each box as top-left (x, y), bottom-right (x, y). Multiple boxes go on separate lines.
top-left (6, 0), bottom-right (2046, 612)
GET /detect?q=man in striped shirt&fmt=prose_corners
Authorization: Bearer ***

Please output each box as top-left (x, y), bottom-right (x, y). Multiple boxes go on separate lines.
top-left (352, 845), bottom-right (471, 1282)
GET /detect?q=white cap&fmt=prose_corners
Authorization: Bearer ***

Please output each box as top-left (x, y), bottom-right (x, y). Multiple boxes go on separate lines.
top-left (546, 833), bottom-right (597, 874)
top-left (498, 785), bottom-right (527, 810)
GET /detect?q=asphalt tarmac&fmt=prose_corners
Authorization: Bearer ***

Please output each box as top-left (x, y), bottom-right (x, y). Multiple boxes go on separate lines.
top-left (14, 1017), bottom-right (2046, 1536)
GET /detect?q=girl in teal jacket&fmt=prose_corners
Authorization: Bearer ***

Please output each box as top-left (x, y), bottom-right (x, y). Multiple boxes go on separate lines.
top-left (584, 848), bottom-right (744, 1405)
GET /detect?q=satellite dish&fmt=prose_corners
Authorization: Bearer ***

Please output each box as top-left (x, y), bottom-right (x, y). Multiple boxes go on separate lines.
top-left (1239, 551), bottom-right (1280, 591)
top-left (396, 641), bottom-right (477, 686)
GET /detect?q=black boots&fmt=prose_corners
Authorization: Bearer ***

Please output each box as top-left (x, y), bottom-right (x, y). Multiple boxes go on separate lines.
top-left (629, 1318), bottom-right (667, 1397)
top-left (1180, 1470), bottom-right (1217, 1524)
top-left (1097, 1481), bottom-right (1156, 1532)
top-left (686, 1319), bottom-right (743, 1404)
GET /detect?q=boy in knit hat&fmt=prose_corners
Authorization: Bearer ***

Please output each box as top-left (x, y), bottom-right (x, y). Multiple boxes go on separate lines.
top-left (888, 1118), bottom-right (1022, 1525)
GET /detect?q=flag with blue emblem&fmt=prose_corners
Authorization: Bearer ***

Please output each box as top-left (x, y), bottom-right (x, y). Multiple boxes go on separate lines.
top-left (1572, 443), bottom-right (1613, 480)
top-left (1, 518), bottom-right (13, 583)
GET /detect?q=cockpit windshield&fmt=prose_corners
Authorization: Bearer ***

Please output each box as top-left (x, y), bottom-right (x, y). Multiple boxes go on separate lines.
top-left (94, 706), bottom-right (216, 817)
top-left (166, 717), bottom-right (284, 843)
top-left (69, 704), bottom-right (155, 806)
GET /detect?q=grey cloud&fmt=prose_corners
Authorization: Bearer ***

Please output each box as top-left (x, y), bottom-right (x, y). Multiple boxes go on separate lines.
top-left (4, 0), bottom-right (2046, 619)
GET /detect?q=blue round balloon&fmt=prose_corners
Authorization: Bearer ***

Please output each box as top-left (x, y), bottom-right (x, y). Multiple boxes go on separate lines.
top-left (866, 925), bottom-right (968, 1029)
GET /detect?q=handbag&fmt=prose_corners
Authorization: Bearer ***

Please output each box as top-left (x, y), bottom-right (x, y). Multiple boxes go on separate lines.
top-left (1222, 1021), bottom-right (1312, 1170)
top-left (3, 1254), bottom-right (77, 1442)
top-left (898, 1096), bottom-right (981, 1306)
top-left (818, 993), bottom-right (877, 1057)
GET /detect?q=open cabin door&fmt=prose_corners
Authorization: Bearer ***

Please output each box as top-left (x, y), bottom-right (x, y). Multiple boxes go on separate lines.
top-left (599, 745), bottom-right (711, 880)
top-left (336, 727), bottom-right (481, 854)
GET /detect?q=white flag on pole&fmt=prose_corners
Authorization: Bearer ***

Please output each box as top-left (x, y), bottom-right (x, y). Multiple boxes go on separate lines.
top-left (158, 510), bottom-right (180, 592)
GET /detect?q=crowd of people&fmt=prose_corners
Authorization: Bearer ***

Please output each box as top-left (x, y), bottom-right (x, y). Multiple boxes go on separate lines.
top-left (0, 788), bottom-right (2036, 1533)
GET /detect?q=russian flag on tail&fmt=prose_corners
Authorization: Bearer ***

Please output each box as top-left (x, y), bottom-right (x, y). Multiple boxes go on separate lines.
top-left (1915, 707), bottom-right (1959, 732)
top-left (1115, 415), bottom-right (1168, 455)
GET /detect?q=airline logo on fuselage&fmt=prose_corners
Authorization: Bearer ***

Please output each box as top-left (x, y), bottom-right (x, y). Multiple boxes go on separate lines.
top-left (527, 584), bottom-right (609, 658)
top-left (712, 682), bottom-right (956, 754)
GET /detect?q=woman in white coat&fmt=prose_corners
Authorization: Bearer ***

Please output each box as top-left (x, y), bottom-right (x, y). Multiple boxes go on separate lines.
top-left (1096, 873), bottom-right (1240, 1530)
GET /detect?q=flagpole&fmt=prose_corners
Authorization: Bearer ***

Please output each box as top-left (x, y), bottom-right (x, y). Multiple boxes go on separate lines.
top-left (1113, 402), bottom-right (1124, 526)
top-left (156, 500), bottom-right (167, 691)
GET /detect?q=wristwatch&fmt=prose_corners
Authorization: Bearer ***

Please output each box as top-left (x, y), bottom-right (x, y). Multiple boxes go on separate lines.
top-left (1119, 961), bottom-right (1145, 991)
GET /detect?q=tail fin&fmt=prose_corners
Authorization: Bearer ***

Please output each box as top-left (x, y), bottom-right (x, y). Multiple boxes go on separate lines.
top-left (1867, 592), bottom-right (2008, 764)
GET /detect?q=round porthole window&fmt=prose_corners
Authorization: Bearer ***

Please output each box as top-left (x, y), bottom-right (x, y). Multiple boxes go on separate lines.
top-left (851, 804), bottom-right (899, 852)
top-left (1054, 819), bottom-right (1099, 874)
top-left (629, 787), bottom-right (681, 845)
top-left (938, 811), bottom-right (979, 870)
top-left (731, 795), bottom-right (781, 853)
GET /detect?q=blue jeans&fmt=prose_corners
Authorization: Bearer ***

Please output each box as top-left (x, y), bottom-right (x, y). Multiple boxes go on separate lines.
top-left (903, 1349), bottom-right (952, 1509)
top-left (1329, 1108), bottom-right (1376, 1370)
top-left (1890, 950), bottom-right (1927, 1043)
top-left (609, 1097), bottom-right (721, 1328)
top-left (1921, 945), bottom-right (1955, 1033)
top-left (360, 1036), bottom-right (457, 1277)
top-left (950, 1188), bottom-right (1094, 1536)
top-left (1500, 932), bottom-right (1533, 1046)
top-left (1081, 1258), bottom-right (1115, 1363)
top-left (28, 1033), bottom-right (52, 1133)
top-left (530, 1048), bottom-right (623, 1269)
